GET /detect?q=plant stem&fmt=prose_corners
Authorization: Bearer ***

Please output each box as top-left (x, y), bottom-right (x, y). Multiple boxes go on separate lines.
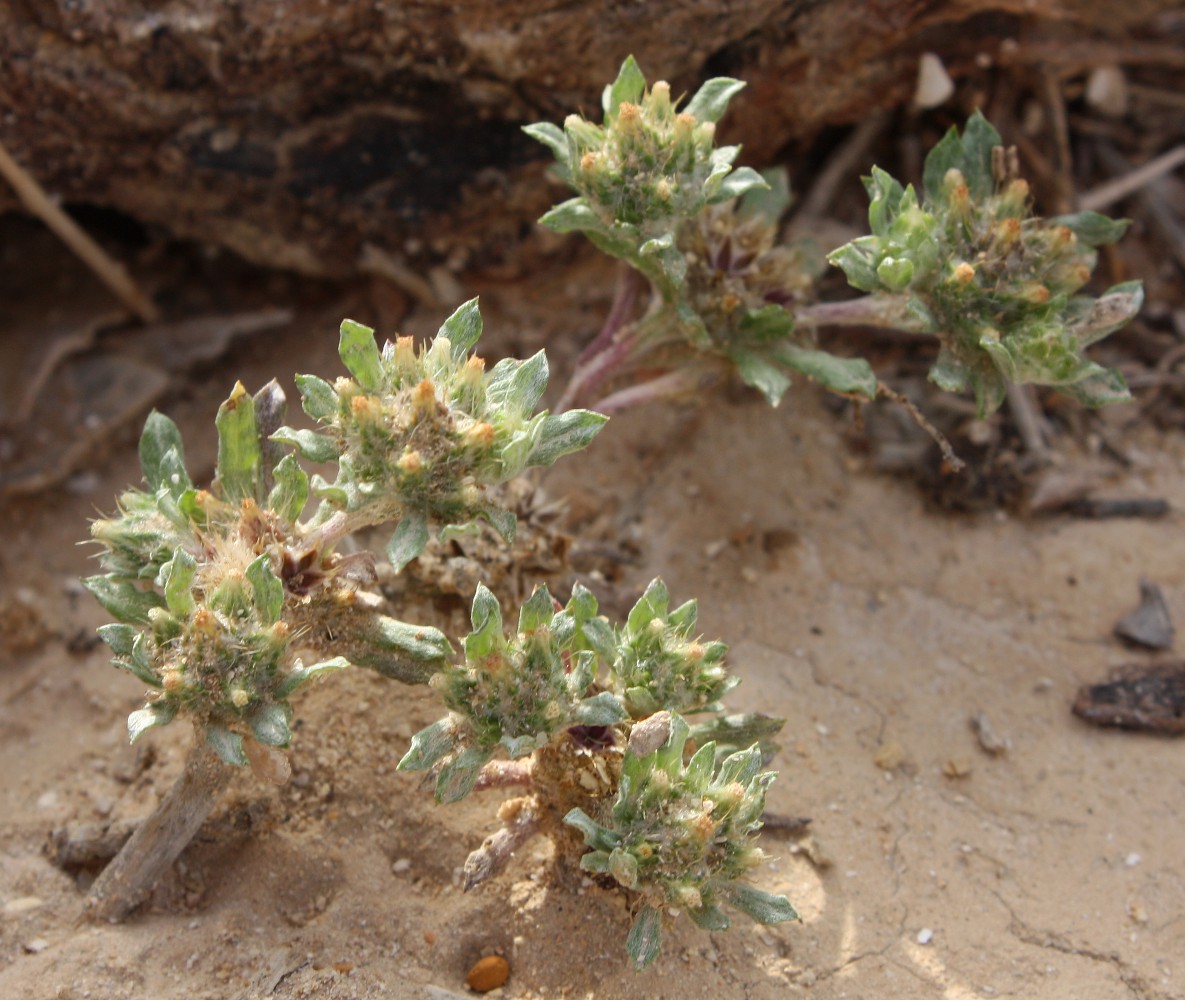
top-left (86, 734), bottom-right (232, 922)
top-left (592, 364), bottom-right (720, 414)
top-left (796, 295), bottom-right (921, 332)
top-left (462, 796), bottom-right (541, 891)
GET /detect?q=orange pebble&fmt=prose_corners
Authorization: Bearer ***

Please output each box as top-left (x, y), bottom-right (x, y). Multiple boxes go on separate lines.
top-left (466, 955), bottom-right (510, 993)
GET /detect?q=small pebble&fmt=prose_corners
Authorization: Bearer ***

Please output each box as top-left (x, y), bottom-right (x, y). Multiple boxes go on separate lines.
top-left (466, 955), bottom-right (510, 993)
top-left (4, 897), bottom-right (44, 915)
top-left (874, 741), bottom-right (906, 771)
top-left (22, 938), bottom-right (49, 954)
top-left (943, 757), bottom-right (972, 779)
top-left (917, 928), bottom-right (934, 945)
top-left (392, 858), bottom-right (412, 874)
top-left (1124, 852), bottom-right (1141, 868)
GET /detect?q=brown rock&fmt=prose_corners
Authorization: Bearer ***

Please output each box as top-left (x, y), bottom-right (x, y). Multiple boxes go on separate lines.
top-left (466, 955), bottom-right (510, 993)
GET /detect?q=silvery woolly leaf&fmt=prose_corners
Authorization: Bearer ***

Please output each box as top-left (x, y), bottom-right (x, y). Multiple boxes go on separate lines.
top-left (684, 76), bottom-right (745, 124)
top-left (215, 382), bottom-right (262, 504)
top-left (626, 905), bottom-right (664, 970)
top-left (603, 55), bottom-right (646, 118)
top-left (128, 702), bottom-right (176, 742)
top-left (138, 411), bottom-right (192, 498)
top-left (206, 725), bottom-right (249, 767)
top-left (439, 297), bottom-right (484, 362)
top-left (338, 318), bottom-right (384, 392)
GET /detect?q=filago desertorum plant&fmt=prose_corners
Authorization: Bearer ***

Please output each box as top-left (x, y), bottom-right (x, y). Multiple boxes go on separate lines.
top-left (526, 56), bottom-right (1141, 441)
top-left (82, 300), bottom-right (606, 921)
top-left (83, 54), bottom-right (1142, 966)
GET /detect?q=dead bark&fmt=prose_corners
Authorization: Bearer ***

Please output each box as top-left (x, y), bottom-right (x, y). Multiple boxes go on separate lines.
top-left (0, 1), bottom-right (1175, 277)
top-left (85, 737), bottom-right (233, 923)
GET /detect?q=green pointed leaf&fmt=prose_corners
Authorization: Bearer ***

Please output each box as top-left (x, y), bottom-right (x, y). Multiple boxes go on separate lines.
top-left (538, 197), bottom-right (606, 236)
top-left (530, 410), bottom-right (608, 467)
top-left (627, 578), bottom-right (669, 634)
top-left (689, 903), bottom-right (731, 931)
top-left (564, 807), bottom-right (622, 852)
top-left (245, 554), bottom-right (284, 625)
top-left (522, 121), bottom-right (570, 167)
top-left (435, 746), bottom-right (491, 804)
top-left (470, 583), bottom-right (504, 636)
top-left (1073, 281), bottom-right (1143, 346)
top-left (339, 319), bottom-right (384, 392)
top-left (138, 411), bottom-right (191, 496)
top-left (922, 124), bottom-right (964, 204)
top-left (960, 111), bottom-right (1003, 200)
top-left (398, 717), bottom-right (460, 772)
top-left (828, 238), bottom-right (882, 293)
top-left (578, 850), bottom-right (612, 874)
top-left (566, 583), bottom-right (598, 622)
top-left (573, 691), bottom-right (628, 727)
top-left (729, 349), bottom-right (792, 406)
top-left (160, 547), bottom-right (197, 617)
top-left (272, 426), bottom-right (340, 464)
top-left (110, 632), bottom-right (161, 687)
top-left (1051, 210), bottom-right (1131, 248)
top-left (439, 297), bottom-right (484, 361)
top-left (478, 504), bottom-right (517, 544)
top-left (722, 883), bottom-right (798, 925)
top-left (739, 167), bottom-right (792, 221)
top-left (97, 622), bottom-right (138, 657)
top-left (206, 725), bottom-right (249, 766)
top-left (294, 373), bottom-right (339, 422)
top-left (774, 344), bottom-right (877, 399)
top-left (685, 76), bottom-right (745, 124)
top-left (689, 713), bottom-right (784, 759)
top-left (667, 598), bottom-right (697, 632)
top-left (626, 905), bottom-right (664, 970)
top-left (506, 350), bottom-right (550, 412)
top-left (128, 702), bottom-right (176, 742)
top-left (267, 453), bottom-right (309, 523)
top-left (249, 702), bottom-right (293, 747)
top-left (1061, 366), bottom-right (1131, 407)
top-left (276, 656), bottom-right (350, 698)
top-left (215, 382), bottom-right (262, 503)
top-left (387, 511), bottom-right (429, 572)
top-left (708, 166), bottom-right (768, 205)
top-left (608, 847), bottom-right (639, 889)
top-left (518, 585), bottom-right (556, 634)
top-left (84, 576), bottom-right (165, 626)
top-left (603, 55), bottom-right (646, 118)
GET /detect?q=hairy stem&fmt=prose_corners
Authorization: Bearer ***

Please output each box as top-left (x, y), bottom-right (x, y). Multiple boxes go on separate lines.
top-left (796, 295), bottom-right (921, 332)
top-left (86, 735), bottom-right (233, 922)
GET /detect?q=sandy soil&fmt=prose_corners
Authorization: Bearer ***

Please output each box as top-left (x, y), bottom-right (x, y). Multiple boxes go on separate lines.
top-left (1, 263), bottom-right (1184, 1000)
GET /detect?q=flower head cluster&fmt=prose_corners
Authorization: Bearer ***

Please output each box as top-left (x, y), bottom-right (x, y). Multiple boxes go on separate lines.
top-left (830, 112), bottom-right (1142, 414)
top-left (525, 57), bottom-right (767, 302)
top-left (527, 56), bottom-right (763, 236)
top-left (675, 176), bottom-right (877, 404)
top-left (609, 578), bottom-right (735, 719)
top-left (398, 582), bottom-right (627, 802)
top-left (565, 711), bottom-right (797, 968)
top-left (86, 385), bottom-right (453, 772)
top-left (275, 298), bottom-right (606, 569)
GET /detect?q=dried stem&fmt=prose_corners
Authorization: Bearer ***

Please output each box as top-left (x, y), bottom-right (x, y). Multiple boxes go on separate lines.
top-left (86, 735), bottom-right (233, 922)
top-left (0, 139), bottom-right (159, 323)
top-left (876, 380), bottom-right (965, 472)
top-left (473, 758), bottom-right (534, 792)
top-left (592, 364), bottom-right (719, 415)
top-left (462, 796), bottom-right (541, 891)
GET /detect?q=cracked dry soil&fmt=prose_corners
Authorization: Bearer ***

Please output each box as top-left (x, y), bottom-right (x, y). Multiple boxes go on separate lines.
top-left (1, 292), bottom-right (1184, 1000)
